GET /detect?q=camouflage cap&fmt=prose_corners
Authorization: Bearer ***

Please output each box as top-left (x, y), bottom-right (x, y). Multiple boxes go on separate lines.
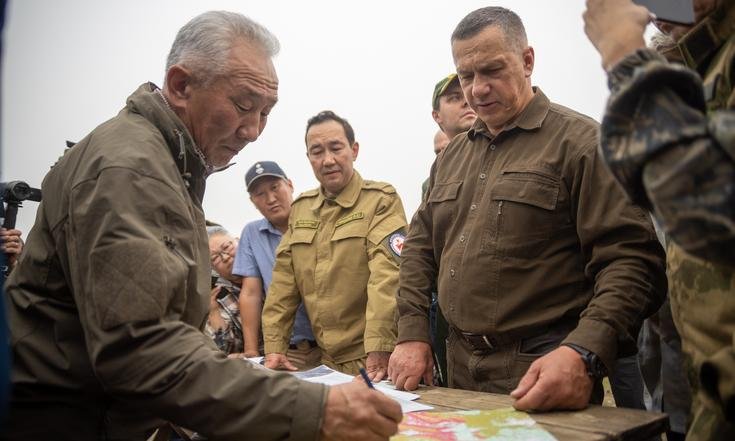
top-left (432, 73), bottom-right (459, 111)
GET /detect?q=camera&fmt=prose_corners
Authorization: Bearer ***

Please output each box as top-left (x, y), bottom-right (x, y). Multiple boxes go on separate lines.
top-left (1, 180), bottom-right (42, 229)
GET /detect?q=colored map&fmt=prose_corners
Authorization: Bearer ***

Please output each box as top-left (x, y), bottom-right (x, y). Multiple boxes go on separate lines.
top-left (391, 408), bottom-right (557, 441)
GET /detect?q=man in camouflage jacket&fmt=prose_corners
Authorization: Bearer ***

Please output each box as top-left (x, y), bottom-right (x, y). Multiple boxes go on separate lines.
top-left (584, 0), bottom-right (735, 439)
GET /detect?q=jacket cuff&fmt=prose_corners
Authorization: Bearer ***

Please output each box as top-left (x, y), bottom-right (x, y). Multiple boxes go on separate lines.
top-left (364, 337), bottom-right (396, 354)
top-left (289, 379), bottom-right (329, 441)
top-left (607, 48), bottom-right (666, 91)
top-left (561, 318), bottom-right (618, 374)
top-left (700, 345), bottom-right (735, 422)
top-left (397, 314), bottom-right (431, 344)
top-left (264, 337), bottom-right (290, 355)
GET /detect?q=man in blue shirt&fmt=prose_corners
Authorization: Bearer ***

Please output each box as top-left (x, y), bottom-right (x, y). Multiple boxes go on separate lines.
top-left (233, 161), bottom-right (320, 369)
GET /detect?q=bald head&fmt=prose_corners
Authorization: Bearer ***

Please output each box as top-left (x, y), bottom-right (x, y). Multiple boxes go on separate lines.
top-left (433, 130), bottom-right (451, 155)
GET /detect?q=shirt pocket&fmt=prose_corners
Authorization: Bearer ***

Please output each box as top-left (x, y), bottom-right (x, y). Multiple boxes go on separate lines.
top-left (428, 181), bottom-right (462, 226)
top-left (331, 219), bottom-right (369, 278)
top-left (490, 169), bottom-right (565, 257)
top-left (289, 227), bottom-right (318, 245)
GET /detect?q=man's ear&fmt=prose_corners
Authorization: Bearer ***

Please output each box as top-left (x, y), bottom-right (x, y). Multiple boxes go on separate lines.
top-left (351, 141), bottom-right (360, 161)
top-left (164, 65), bottom-right (194, 109)
top-left (432, 109), bottom-right (442, 125)
top-left (523, 46), bottom-right (535, 78)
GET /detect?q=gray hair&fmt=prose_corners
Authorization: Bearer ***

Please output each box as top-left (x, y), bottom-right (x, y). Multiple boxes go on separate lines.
top-left (166, 10), bottom-right (280, 85)
top-left (451, 7), bottom-right (527, 54)
top-left (206, 225), bottom-right (230, 238)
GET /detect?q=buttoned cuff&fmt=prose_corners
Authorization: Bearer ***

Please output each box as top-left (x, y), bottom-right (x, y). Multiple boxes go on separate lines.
top-left (561, 318), bottom-right (618, 374)
top-left (289, 379), bottom-right (329, 441)
top-left (396, 314), bottom-right (431, 344)
top-left (700, 345), bottom-right (735, 422)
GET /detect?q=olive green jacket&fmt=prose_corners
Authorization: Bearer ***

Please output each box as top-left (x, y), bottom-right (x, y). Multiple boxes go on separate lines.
top-left (4, 83), bottom-right (326, 440)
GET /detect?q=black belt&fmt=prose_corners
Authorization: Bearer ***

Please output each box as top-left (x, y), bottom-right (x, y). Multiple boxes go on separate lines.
top-left (288, 339), bottom-right (318, 350)
top-left (452, 321), bottom-right (575, 354)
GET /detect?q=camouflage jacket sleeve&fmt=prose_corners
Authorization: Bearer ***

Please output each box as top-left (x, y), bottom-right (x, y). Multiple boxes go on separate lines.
top-left (599, 48), bottom-right (735, 266)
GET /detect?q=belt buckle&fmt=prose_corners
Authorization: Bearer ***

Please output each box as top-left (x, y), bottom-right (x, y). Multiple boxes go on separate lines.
top-left (461, 331), bottom-right (496, 353)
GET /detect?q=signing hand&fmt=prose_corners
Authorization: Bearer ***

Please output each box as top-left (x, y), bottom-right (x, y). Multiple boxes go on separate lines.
top-left (320, 381), bottom-right (402, 441)
top-left (264, 353), bottom-right (298, 371)
top-left (511, 345), bottom-right (593, 411)
top-left (387, 341), bottom-right (434, 391)
top-left (583, 0), bottom-right (650, 70)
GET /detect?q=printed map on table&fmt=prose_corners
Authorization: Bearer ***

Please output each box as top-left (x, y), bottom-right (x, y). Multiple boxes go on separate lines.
top-left (391, 408), bottom-right (557, 441)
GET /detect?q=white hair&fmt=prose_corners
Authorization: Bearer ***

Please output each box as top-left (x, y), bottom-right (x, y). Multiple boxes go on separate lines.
top-left (166, 10), bottom-right (280, 85)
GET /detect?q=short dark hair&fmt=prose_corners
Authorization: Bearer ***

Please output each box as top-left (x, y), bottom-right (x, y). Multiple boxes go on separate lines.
top-left (451, 7), bottom-right (527, 53)
top-left (304, 110), bottom-right (356, 146)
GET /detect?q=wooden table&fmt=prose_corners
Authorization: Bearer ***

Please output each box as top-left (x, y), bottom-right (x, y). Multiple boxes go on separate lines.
top-left (412, 386), bottom-right (668, 441)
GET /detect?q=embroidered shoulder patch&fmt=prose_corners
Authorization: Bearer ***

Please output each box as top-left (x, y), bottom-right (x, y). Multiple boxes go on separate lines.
top-left (294, 219), bottom-right (319, 229)
top-left (388, 232), bottom-right (405, 257)
top-left (335, 212), bottom-right (365, 227)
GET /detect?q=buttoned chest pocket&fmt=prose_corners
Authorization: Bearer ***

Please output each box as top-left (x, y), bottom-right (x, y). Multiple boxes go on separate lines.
top-left (428, 181), bottom-right (462, 226)
top-left (289, 228), bottom-right (317, 247)
top-left (490, 170), bottom-right (569, 257)
top-left (331, 219), bottom-right (369, 271)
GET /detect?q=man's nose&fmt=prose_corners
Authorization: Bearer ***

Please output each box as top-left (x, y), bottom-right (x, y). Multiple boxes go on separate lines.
top-left (236, 114), bottom-right (263, 142)
top-left (472, 75), bottom-right (491, 98)
top-left (323, 150), bottom-right (336, 165)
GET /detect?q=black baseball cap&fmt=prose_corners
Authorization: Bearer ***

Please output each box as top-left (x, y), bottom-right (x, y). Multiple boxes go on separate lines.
top-left (245, 161), bottom-right (288, 192)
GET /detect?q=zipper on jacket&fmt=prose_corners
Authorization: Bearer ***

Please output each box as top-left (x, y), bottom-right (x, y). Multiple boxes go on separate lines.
top-left (163, 235), bottom-right (187, 261)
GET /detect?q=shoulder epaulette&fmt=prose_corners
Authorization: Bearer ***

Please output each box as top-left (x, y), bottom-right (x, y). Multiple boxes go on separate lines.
top-left (293, 188), bottom-right (320, 203)
top-left (362, 180), bottom-right (396, 194)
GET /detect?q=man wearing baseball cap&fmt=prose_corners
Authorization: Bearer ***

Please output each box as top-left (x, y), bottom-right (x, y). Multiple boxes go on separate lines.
top-left (232, 161), bottom-right (321, 369)
top-left (432, 73), bottom-right (477, 145)
top-left (423, 74), bottom-right (477, 199)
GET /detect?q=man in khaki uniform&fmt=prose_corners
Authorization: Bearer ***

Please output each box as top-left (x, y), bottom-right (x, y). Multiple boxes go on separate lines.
top-left (389, 6), bottom-right (667, 412)
top-left (263, 110), bottom-right (407, 380)
top-left (2, 12), bottom-right (401, 441)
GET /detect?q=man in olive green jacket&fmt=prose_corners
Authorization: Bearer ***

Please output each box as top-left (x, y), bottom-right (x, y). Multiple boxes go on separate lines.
top-left (2, 11), bottom-right (400, 441)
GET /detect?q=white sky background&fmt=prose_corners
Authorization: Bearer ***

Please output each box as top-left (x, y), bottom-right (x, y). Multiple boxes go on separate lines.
top-left (3, 0), bottom-right (615, 237)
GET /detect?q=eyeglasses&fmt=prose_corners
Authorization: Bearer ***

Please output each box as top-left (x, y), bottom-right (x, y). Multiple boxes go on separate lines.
top-left (210, 240), bottom-right (234, 265)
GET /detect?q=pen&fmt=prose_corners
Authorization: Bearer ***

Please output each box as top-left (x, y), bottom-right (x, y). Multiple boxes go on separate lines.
top-left (358, 367), bottom-right (375, 389)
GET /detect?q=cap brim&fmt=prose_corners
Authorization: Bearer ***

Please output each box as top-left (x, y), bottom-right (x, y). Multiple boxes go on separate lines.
top-left (247, 173), bottom-right (287, 191)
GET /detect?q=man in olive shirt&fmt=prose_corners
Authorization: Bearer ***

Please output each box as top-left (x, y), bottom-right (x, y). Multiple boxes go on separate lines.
top-left (263, 111), bottom-right (407, 380)
top-left (389, 6), bottom-right (667, 411)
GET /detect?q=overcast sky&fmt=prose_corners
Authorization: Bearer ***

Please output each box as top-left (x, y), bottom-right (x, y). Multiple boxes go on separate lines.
top-left (2, 0), bottom-right (615, 237)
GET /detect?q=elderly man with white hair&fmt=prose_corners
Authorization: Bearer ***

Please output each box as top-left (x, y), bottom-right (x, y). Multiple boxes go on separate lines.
top-left (3, 11), bottom-right (401, 441)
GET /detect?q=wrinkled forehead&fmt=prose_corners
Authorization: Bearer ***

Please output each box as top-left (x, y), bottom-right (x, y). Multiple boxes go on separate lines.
top-left (226, 39), bottom-right (279, 99)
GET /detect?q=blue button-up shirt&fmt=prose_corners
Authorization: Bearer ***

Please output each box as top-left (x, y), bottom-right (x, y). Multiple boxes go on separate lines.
top-left (233, 218), bottom-right (315, 344)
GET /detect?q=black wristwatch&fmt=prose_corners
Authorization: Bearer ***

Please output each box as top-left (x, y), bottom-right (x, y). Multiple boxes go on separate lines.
top-left (563, 343), bottom-right (608, 379)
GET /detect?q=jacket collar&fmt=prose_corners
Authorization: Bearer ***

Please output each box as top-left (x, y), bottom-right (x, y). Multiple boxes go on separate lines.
top-left (310, 170), bottom-right (363, 211)
top-left (468, 86), bottom-right (549, 141)
top-left (126, 82), bottom-right (208, 202)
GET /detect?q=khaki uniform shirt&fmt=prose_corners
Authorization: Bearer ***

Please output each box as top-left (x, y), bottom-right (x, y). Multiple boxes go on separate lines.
top-left (263, 171), bottom-right (407, 365)
top-left (397, 88), bottom-right (667, 372)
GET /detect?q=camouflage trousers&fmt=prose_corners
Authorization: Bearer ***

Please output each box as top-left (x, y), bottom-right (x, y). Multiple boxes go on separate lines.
top-left (668, 243), bottom-right (735, 441)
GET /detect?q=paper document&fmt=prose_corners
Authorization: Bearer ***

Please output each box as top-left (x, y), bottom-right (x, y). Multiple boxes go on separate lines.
top-left (391, 408), bottom-right (557, 440)
top-left (291, 365), bottom-right (433, 413)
